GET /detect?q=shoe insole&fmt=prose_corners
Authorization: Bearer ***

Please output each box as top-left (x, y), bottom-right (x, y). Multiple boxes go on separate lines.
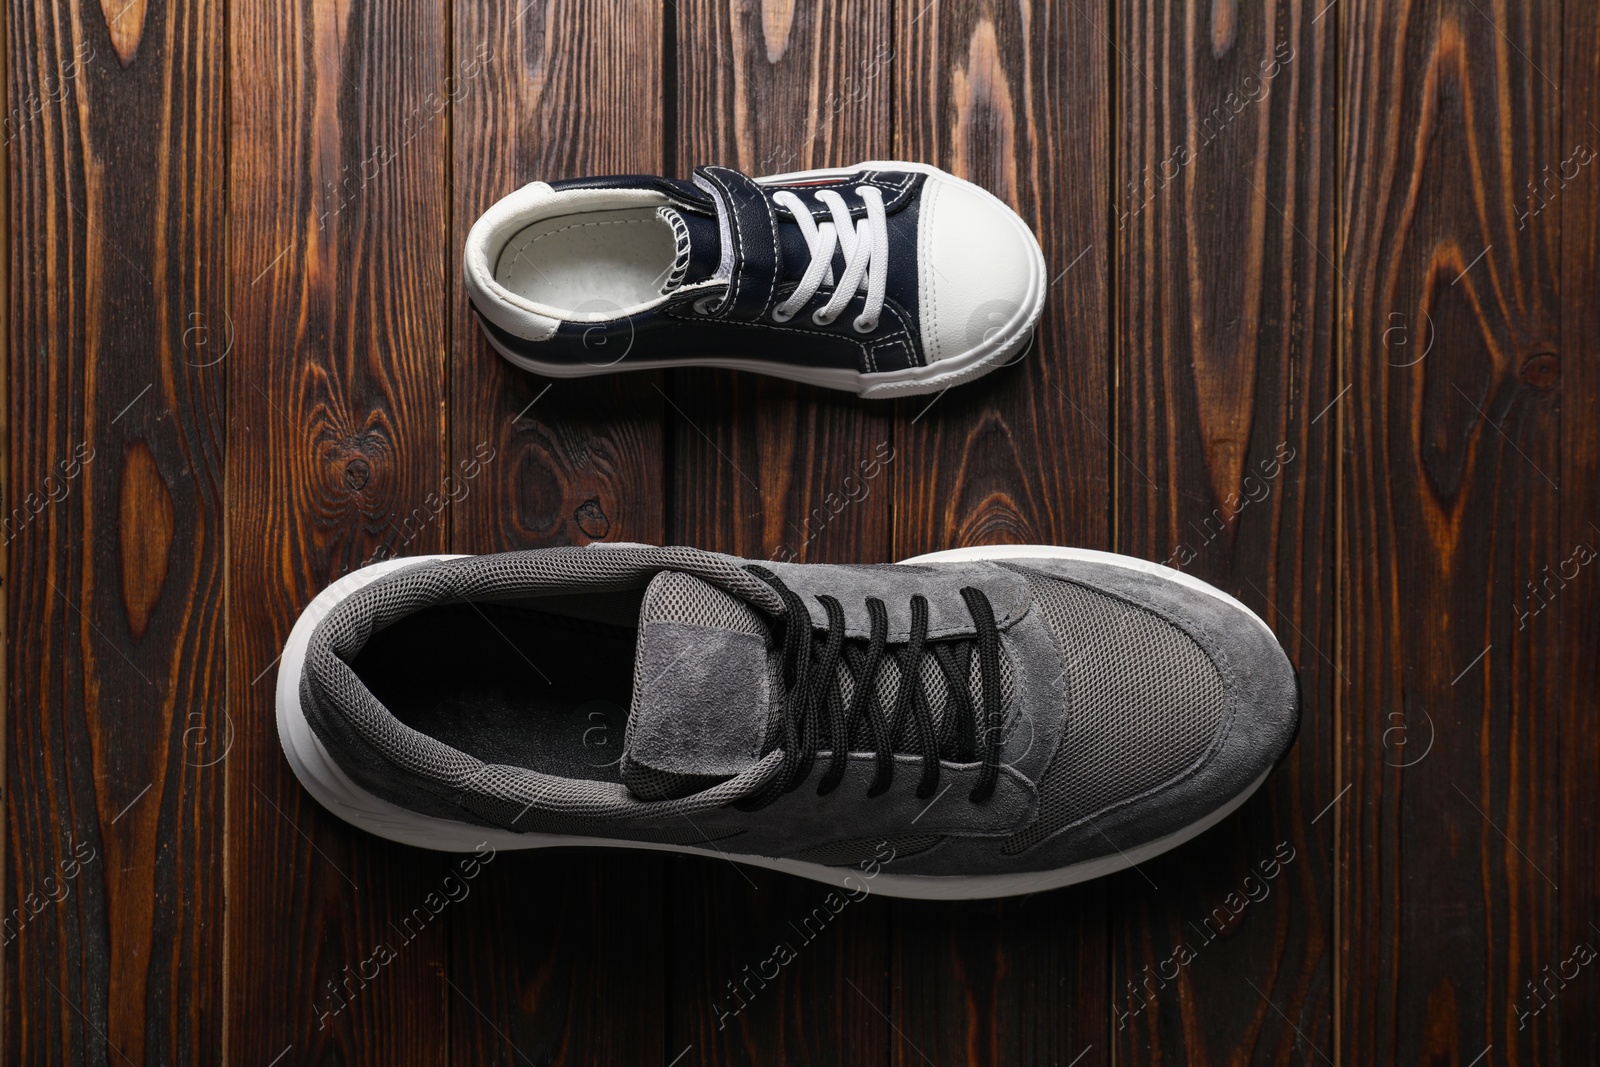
top-left (495, 207), bottom-right (676, 313)
top-left (351, 601), bottom-right (637, 783)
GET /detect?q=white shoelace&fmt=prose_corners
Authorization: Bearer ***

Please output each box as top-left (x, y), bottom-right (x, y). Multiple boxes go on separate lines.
top-left (769, 185), bottom-right (889, 333)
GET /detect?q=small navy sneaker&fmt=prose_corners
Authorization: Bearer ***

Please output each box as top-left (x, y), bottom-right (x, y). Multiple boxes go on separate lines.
top-left (463, 162), bottom-right (1047, 397)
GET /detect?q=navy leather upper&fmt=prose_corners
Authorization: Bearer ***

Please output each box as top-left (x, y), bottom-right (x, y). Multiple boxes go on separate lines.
top-left (475, 165), bottom-right (929, 376)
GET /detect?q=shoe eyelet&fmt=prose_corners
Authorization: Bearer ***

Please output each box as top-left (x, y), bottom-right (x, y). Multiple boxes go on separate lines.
top-left (693, 296), bottom-right (718, 315)
top-left (852, 315), bottom-right (877, 334)
top-left (772, 308), bottom-right (794, 323)
top-left (812, 310), bottom-right (837, 326)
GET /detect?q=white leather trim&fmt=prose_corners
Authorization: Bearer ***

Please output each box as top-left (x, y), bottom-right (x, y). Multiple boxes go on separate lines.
top-left (917, 174), bottom-right (1040, 363)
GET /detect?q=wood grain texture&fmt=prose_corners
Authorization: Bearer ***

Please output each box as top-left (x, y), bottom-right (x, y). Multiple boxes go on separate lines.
top-left (1114, 1), bottom-right (1337, 1063)
top-left (668, 0), bottom-right (896, 1061)
top-left (5, 0), bottom-right (227, 1061)
top-left (1558, 3), bottom-right (1600, 1061)
top-left (5, 0), bottom-right (1597, 1060)
top-left (448, 0), bottom-right (667, 555)
top-left (888, 0), bottom-right (1114, 1060)
top-left (445, 1), bottom-right (668, 1063)
top-left (666, 860), bottom-right (893, 1065)
top-left (1341, 1), bottom-right (1562, 1063)
top-left (670, 0), bottom-right (896, 569)
top-left (225, 0), bottom-right (455, 1061)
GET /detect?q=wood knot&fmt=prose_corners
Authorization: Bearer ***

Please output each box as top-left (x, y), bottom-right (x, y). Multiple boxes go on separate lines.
top-left (575, 498), bottom-right (610, 540)
top-left (99, 0), bottom-right (148, 65)
top-left (119, 441), bottom-right (175, 641)
top-left (344, 458), bottom-right (371, 491)
top-left (1518, 352), bottom-right (1559, 391)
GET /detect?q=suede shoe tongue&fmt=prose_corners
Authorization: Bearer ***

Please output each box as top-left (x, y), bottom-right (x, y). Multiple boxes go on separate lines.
top-left (622, 571), bottom-right (777, 800)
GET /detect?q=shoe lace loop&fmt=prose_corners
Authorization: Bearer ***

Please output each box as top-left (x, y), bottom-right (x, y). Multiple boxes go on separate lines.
top-left (769, 185), bottom-right (889, 332)
top-left (738, 567), bottom-right (1005, 811)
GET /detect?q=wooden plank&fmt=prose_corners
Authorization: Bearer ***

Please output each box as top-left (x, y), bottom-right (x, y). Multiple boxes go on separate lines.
top-left (1341, 1), bottom-right (1561, 1062)
top-left (669, 0), bottom-right (897, 570)
top-left (225, 0), bottom-right (455, 1061)
top-left (668, 0), bottom-right (896, 1061)
top-left (1559, 3), bottom-right (1600, 1060)
top-left (444, 1), bottom-right (667, 1063)
top-left (5, 1), bottom-right (226, 1061)
top-left (889, 0), bottom-right (1114, 1059)
top-left (1112, 1), bottom-right (1337, 1063)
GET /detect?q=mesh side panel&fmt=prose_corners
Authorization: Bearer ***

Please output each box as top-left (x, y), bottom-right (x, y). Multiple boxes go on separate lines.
top-left (1003, 573), bottom-right (1226, 854)
top-left (785, 833), bottom-right (945, 868)
top-left (840, 642), bottom-right (1016, 757)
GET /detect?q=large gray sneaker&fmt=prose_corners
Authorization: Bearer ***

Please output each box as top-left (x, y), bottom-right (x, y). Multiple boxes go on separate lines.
top-left (277, 543), bottom-right (1299, 899)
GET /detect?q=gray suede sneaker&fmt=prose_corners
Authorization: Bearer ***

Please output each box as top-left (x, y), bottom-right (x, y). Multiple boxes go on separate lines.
top-left (277, 543), bottom-right (1299, 899)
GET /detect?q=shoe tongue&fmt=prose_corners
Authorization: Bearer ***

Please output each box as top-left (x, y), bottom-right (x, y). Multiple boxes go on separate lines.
top-left (682, 175), bottom-right (818, 292)
top-left (621, 571), bottom-right (778, 800)
top-left (620, 571), bottom-right (1010, 801)
top-left (655, 205), bottom-right (722, 289)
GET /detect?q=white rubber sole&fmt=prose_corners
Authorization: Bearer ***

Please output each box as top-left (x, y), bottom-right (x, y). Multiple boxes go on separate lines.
top-left (481, 161), bottom-right (1047, 399)
top-left (276, 546), bottom-right (1274, 899)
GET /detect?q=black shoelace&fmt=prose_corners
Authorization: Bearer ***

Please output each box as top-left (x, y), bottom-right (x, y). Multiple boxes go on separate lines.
top-left (737, 566), bottom-right (1005, 811)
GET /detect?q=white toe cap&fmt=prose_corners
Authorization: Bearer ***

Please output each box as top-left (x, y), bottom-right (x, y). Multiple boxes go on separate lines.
top-left (916, 174), bottom-right (1043, 363)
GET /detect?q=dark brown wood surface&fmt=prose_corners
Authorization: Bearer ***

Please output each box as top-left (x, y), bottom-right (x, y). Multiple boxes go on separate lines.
top-left (7, 0), bottom-right (227, 1061)
top-left (890, 0), bottom-right (1113, 1060)
top-left (445, 2), bottom-right (668, 1064)
top-left (224, 0), bottom-right (455, 1063)
top-left (668, 2), bottom-right (896, 1062)
top-left (1341, 2), bottom-right (1566, 1064)
top-left (1559, 5), bottom-right (1600, 1064)
top-left (1115, 2), bottom-right (1336, 1063)
top-left (5, 0), bottom-right (1596, 1064)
